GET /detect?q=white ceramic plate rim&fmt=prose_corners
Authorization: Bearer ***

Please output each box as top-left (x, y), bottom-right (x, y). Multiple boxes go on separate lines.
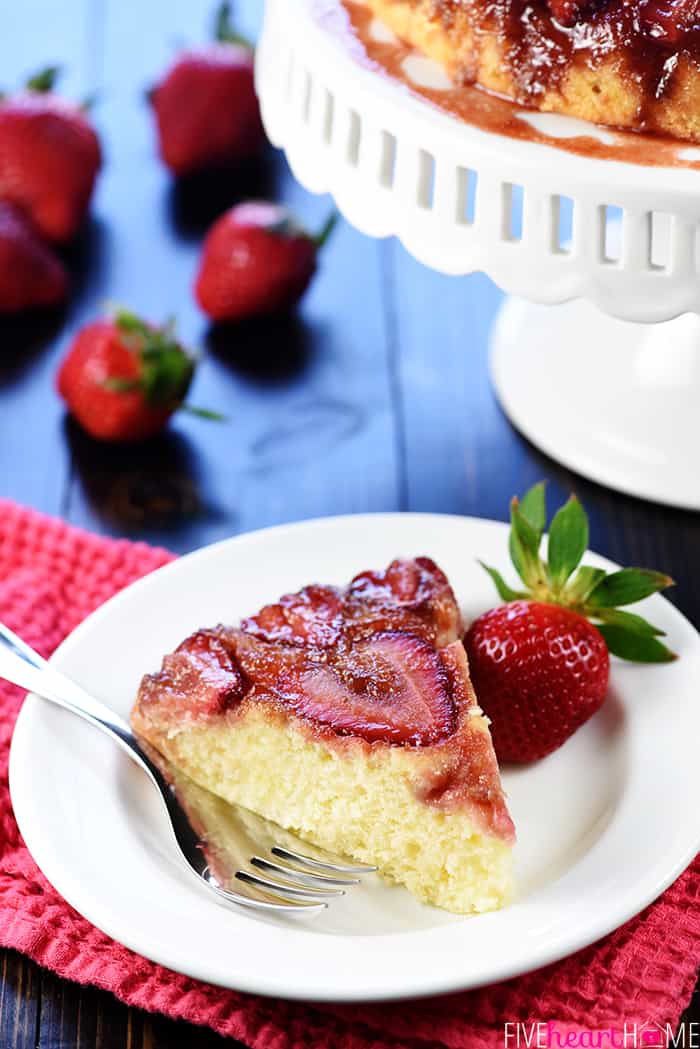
top-left (9, 513), bottom-right (700, 1002)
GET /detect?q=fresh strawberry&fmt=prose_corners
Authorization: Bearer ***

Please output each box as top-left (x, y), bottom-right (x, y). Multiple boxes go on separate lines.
top-left (150, 2), bottom-right (264, 176)
top-left (57, 308), bottom-right (219, 442)
top-left (466, 601), bottom-right (610, 762)
top-left (464, 483), bottom-right (676, 763)
top-left (195, 201), bottom-right (337, 322)
top-left (0, 67), bottom-right (101, 242)
top-left (0, 202), bottom-right (68, 313)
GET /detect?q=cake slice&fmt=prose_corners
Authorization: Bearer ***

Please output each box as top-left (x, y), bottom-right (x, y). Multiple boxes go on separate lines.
top-left (131, 557), bottom-right (515, 913)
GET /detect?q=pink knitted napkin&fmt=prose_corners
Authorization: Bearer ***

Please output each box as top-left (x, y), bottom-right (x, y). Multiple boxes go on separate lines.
top-left (0, 499), bottom-right (698, 1048)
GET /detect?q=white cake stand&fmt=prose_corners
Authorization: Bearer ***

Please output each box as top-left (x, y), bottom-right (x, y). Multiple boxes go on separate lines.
top-left (255, 0), bottom-right (700, 509)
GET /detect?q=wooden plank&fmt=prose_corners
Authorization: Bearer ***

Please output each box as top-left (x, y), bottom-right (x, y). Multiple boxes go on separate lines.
top-left (38, 971), bottom-right (118, 1049)
top-left (0, 951), bottom-right (40, 1049)
top-left (37, 971), bottom-right (244, 1049)
top-left (143, 1013), bottom-right (242, 1049)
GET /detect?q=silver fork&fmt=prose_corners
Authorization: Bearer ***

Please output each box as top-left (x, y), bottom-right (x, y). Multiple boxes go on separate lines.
top-left (0, 622), bottom-right (375, 916)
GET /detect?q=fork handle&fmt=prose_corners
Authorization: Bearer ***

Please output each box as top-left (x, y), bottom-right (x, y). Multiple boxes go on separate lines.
top-left (0, 620), bottom-right (153, 777)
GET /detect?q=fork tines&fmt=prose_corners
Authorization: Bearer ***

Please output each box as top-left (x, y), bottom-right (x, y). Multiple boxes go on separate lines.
top-left (234, 846), bottom-right (377, 910)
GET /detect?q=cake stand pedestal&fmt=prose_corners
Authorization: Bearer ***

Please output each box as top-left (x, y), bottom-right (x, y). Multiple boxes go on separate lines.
top-left (491, 302), bottom-right (699, 509)
top-left (256, 0), bottom-right (700, 509)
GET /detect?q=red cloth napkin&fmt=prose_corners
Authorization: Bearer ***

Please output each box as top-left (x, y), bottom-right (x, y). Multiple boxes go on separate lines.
top-left (0, 499), bottom-right (698, 1049)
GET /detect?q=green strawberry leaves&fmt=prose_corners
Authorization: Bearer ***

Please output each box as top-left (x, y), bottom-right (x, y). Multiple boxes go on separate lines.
top-left (0, 66), bottom-right (60, 104)
top-left (480, 481), bottom-right (677, 664)
top-left (586, 568), bottom-right (674, 608)
top-left (595, 625), bottom-right (676, 663)
top-left (593, 608), bottom-right (666, 637)
top-left (565, 565), bottom-right (607, 604)
top-left (25, 66), bottom-right (60, 94)
top-left (215, 1), bottom-right (252, 49)
top-left (547, 496), bottom-right (589, 589)
top-left (107, 307), bottom-right (224, 421)
top-left (266, 209), bottom-right (338, 249)
top-left (140, 332), bottom-right (195, 406)
top-left (315, 211), bottom-right (339, 250)
top-left (509, 502), bottom-right (540, 587)
top-left (519, 480), bottom-right (547, 535)
top-left (477, 562), bottom-right (527, 603)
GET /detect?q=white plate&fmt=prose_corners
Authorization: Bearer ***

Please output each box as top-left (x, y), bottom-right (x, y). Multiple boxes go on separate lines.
top-left (9, 513), bottom-right (700, 1002)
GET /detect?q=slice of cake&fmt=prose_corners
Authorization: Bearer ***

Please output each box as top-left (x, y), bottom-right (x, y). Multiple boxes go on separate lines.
top-left (131, 557), bottom-right (515, 913)
top-left (361, 0), bottom-right (700, 143)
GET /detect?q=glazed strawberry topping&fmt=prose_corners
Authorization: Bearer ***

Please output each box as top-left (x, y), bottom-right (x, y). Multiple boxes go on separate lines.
top-left (138, 558), bottom-right (464, 747)
top-left (241, 585), bottom-right (343, 647)
top-left (640, 0), bottom-right (700, 43)
top-left (244, 557), bottom-right (463, 650)
top-left (347, 556), bottom-right (462, 647)
top-left (542, 0), bottom-right (700, 46)
top-left (545, 0), bottom-right (596, 25)
top-left (271, 632), bottom-right (455, 746)
top-left (138, 630), bottom-right (246, 721)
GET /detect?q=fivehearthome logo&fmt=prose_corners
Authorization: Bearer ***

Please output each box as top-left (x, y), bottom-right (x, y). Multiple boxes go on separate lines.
top-left (503, 1021), bottom-right (700, 1049)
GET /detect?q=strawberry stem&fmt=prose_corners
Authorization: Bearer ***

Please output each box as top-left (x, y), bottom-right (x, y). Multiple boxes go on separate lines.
top-left (315, 211), bottom-right (339, 250)
top-left (215, 1), bottom-right (253, 49)
top-left (181, 405), bottom-right (226, 422)
top-left (25, 65), bottom-right (60, 93)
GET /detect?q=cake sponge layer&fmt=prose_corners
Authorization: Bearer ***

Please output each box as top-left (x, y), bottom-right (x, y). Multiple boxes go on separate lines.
top-left (137, 704), bottom-right (514, 913)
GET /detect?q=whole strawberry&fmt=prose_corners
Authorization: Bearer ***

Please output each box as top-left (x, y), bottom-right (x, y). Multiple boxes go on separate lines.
top-left (0, 67), bottom-right (101, 242)
top-left (0, 202), bottom-right (68, 313)
top-left (465, 483), bottom-right (676, 763)
top-left (150, 2), bottom-right (264, 176)
top-left (195, 201), bottom-right (337, 322)
top-left (57, 308), bottom-right (219, 443)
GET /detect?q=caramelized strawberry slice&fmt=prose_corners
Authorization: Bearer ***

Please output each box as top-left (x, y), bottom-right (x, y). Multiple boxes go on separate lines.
top-left (347, 558), bottom-right (462, 647)
top-left (274, 631), bottom-right (456, 746)
top-left (138, 629), bottom-right (246, 722)
top-left (242, 584), bottom-right (343, 648)
top-left (136, 558), bottom-right (463, 745)
top-left (229, 627), bottom-right (310, 691)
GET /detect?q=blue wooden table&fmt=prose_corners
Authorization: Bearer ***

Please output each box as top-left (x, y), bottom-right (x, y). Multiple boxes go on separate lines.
top-left (0, 1), bottom-right (698, 1045)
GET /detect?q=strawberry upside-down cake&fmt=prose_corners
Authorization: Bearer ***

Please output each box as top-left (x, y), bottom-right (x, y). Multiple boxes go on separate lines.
top-left (131, 557), bottom-right (515, 914)
top-left (362, 0), bottom-right (700, 141)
